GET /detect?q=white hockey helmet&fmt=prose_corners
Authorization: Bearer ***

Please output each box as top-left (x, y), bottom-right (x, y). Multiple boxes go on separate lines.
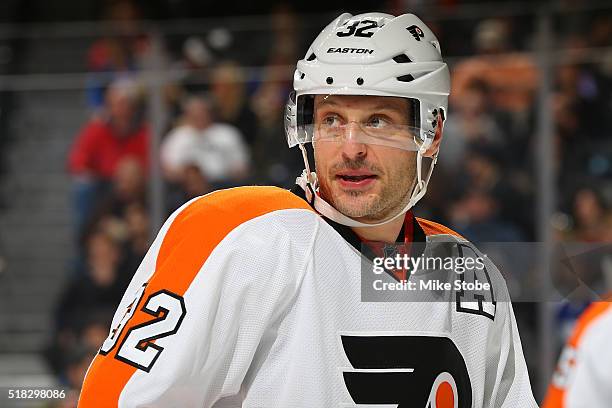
top-left (285, 12), bottom-right (450, 227)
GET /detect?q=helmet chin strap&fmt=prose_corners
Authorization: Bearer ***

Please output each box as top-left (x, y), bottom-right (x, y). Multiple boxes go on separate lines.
top-left (296, 144), bottom-right (437, 228)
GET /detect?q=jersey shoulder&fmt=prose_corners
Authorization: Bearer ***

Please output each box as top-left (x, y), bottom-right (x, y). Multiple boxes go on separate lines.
top-left (569, 299), bottom-right (612, 347)
top-left (415, 217), bottom-right (465, 240)
top-left (169, 185), bottom-right (315, 240)
top-left (150, 186), bottom-right (315, 300)
top-left (416, 217), bottom-right (514, 304)
top-left (183, 186), bottom-right (312, 218)
top-left (162, 186), bottom-right (313, 251)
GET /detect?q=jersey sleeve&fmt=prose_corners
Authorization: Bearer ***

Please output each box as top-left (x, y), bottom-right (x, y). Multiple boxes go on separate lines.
top-left (78, 187), bottom-right (316, 408)
top-left (488, 297), bottom-right (538, 407)
top-left (415, 220), bottom-right (537, 407)
top-left (478, 264), bottom-right (537, 408)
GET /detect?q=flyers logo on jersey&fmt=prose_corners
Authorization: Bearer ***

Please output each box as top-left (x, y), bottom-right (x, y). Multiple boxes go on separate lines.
top-left (427, 372), bottom-right (459, 408)
top-left (340, 334), bottom-right (472, 407)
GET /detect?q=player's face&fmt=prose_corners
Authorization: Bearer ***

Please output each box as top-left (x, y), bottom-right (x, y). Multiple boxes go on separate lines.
top-left (313, 95), bottom-right (417, 223)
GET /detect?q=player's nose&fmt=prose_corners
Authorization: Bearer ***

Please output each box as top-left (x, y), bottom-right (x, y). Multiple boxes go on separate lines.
top-left (340, 122), bottom-right (367, 160)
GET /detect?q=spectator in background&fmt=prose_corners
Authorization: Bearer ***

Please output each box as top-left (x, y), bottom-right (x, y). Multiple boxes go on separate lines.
top-left (86, 0), bottom-right (150, 110)
top-left (441, 80), bottom-right (505, 170)
top-left (78, 309), bottom-right (115, 353)
top-left (450, 188), bottom-right (524, 243)
top-left (249, 63), bottom-right (301, 185)
top-left (570, 188), bottom-right (612, 242)
top-left (448, 146), bottom-right (531, 241)
top-left (268, 4), bottom-right (300, 66)
top-left (87, 157), bottom-right (147, 225)
top-left (553, 64), bottom-right (581, 144)
top-left (69, 79), bottom-right (148, 180)
top-left (161, 95), bottom-right (249, 188)
top-left (163, 36), bottom-right (214, 120)
top-left (48, 229), bottom-right (129, 383)
top-left (182, 36), bottom-right (214, 92)
top-left (58, 345), bottom-right (99, 408)
top-left (79, 157), bottom-right (148, 271)
top-left (210, 61), bottom-right (258, 146)
top-left (166, 163), bottom-right (212, 213)
top-left (451, 18), bottom-right (538, 133)
top-left (552, 56), bottom-right (612, 185)
top-left (246, 4), bottom-right (303, 186)
top-left (182, 163), bottom-right (210, 196)
top-left (123, 202), bottom-right (150, 264)
top-left (55, 311), bottom-right (112, 407)
top-left (56, 229), bottom-right (129, 336)
top-left (68, 78), bottom-right (149, 234)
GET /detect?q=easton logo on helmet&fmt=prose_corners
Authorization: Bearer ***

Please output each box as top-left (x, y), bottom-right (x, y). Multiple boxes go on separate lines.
top-left (406, 25), bottom-right (425, 41)
top-left (327, 47), bottom-right (374, 54)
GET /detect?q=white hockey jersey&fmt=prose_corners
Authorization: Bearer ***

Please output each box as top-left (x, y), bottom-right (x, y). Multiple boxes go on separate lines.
top-left (543, 299), bottom-right (612, 407)
top-left (79, 186), bottom-right (537, 407)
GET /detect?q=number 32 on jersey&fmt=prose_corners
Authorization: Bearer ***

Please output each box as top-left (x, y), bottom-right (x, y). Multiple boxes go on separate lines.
top-left (99, 283), bottom-right (187, 372)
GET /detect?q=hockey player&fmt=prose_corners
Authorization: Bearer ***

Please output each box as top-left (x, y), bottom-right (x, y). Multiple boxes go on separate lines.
top-left (79, 12), bottom-right (537, 407)
top-left (543, 299), bottom-right (612, 407)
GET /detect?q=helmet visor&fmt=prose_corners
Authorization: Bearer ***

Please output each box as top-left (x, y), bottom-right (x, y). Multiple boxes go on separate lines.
top-left (286, 92), bottom-right (422, 152)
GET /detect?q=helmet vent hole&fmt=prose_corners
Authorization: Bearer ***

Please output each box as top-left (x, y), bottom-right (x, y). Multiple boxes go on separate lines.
top-left (326, 77), bottom-right (333, 84)
top-left (300, 72), bottom-right (305, 79)
top-left (396, 74), bottom-right (415, 82)
top-left (306, 53), bottom-right (317, 61)
top-left (392, 54), bottom-right (412, 63)
top-left (431, 41), bottom-right (441, 53)
top-left (356, 77), bottom-right (364, 85)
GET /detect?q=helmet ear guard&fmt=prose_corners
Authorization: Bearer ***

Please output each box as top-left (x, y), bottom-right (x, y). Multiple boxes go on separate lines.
top-left (284, 91), bottom-right (298, 148)
top-left (423, 107), bottom-right (446, 158)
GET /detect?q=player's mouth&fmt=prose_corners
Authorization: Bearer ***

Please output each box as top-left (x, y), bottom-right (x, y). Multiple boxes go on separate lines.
top-left (335, 170), bottom-right (378, 189)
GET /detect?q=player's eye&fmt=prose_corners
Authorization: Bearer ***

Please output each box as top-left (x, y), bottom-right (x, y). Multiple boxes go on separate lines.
top-left (366, 116), bottom-right (391, 129)
top-left (321, 114), bottom-right (342, 127)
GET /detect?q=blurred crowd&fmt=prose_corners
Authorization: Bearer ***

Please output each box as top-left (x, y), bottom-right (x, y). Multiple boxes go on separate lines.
top-left (44, 0), bottom-right (612, 401)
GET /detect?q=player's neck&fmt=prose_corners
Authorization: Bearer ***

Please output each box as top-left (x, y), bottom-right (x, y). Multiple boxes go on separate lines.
top-left (351, 216), bottom-right (404, 243)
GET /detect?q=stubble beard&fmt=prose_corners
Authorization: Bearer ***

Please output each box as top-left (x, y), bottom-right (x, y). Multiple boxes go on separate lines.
top-left (317, 155), bottom-right (416, 222)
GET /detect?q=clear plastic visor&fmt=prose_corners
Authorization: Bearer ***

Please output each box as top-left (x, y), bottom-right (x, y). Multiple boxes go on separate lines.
top-left (286, 92), bottom-right (422, 152)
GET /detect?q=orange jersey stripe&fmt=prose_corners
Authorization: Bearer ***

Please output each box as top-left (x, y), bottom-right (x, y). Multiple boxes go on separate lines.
top-left (79, 186), bottom-right (312, 407)
top-left (542, 300), bottom-right (612, 408)
top-left (565, 300), bottom-right (612, 347)
top-left (416, 217), bottom-right (465, 240)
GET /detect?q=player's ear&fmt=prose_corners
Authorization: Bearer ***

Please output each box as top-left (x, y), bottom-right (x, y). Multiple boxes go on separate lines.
top-left (423, 109), bottom-right (445, 158)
